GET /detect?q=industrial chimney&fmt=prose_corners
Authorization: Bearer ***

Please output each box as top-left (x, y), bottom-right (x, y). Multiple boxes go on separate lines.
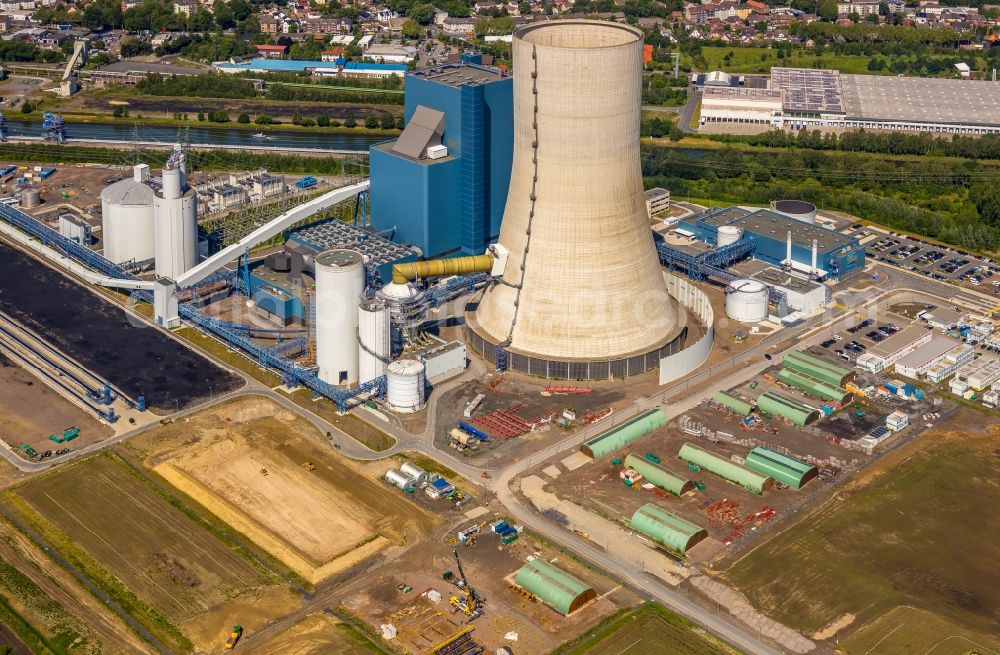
top-left (469, 21), bottom-right (681, 378)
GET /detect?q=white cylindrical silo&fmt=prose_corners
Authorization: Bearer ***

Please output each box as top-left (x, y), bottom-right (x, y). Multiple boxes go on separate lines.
top-left (385, 468), bottom-right (412, 490)
top-left (725, 279), bottom-right (769, 323)
top-left (400, 461), bottom-right (427, 486)
top-left (154, 168), bottom-right (198, 280)
top-left (717, 225), bottom-right (743, 247)
top-left (386, 358), bottom-right (426, 413)
top-left (100, 165), bottom-right (156, 264)
top-left (358, 297), bottom-right (390, 384)
top-left (315, 249), bottom-right (365, 387)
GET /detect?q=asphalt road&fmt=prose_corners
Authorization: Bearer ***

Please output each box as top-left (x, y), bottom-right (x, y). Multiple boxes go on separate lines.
top-left (0, 261), bottom-right (979, 654)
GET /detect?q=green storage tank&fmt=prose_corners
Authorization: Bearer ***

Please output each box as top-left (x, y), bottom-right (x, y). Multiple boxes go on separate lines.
top-left (713, 391), bottom-right (753, 415)
top-left (630, 503), bottom-right (708, 555)
top-left (677, 442), bottom-right (773, 494)
top-left (581, 409), bottom-right (667, 459)
top-left (756, 391), bottom-right (820, 427)
top-left (514, 559), bottom-right (597, 615)
top-left (744, 447), bottom-right (818, 489)
top-left (623, 454), bottom-right (694, 496)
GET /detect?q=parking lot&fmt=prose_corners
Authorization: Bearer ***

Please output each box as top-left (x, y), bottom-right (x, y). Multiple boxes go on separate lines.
top-left (817, 318), bottom-right (905, 365)
top-left (844, 224), bottom-right (1000, 295)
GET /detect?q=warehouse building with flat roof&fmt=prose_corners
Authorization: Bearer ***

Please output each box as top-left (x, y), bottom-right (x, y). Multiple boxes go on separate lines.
top-left (514, 559), bottom-right (596, 616)
top-left (678, 442), bottom-right (774, 494)
top-left (744, 447), bottom-right (818, 489)
top-left (894, 337), bottom-right (969, 380)
top-left (630, 503), bottom-right (708, 555)
top-left (700, 67), bottom-right (1000, 135)
top-left (856, 326), bottom-right (933, 374)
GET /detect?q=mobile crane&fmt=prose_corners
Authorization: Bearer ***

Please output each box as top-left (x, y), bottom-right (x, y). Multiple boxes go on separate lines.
top-left (448, 548), bottom-right (483, 620)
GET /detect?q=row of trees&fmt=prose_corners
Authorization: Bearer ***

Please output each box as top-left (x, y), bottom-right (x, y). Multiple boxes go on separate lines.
top-left (641, 142), bottom-right (1000, 252)
top-left (36, 0), bottom-right (258, 34)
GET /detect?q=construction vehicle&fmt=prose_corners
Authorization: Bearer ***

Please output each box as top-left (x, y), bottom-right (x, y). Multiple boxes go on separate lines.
top-left (302, 461), bottom-right (316, 471)
top-left (224, 625), bottom-right (243, 649)
top-left (448, 548), bottom-right (483, 619)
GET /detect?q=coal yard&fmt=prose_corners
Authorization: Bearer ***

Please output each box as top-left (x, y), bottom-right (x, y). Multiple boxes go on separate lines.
top-left (0, 242), bottom-right (241, 410)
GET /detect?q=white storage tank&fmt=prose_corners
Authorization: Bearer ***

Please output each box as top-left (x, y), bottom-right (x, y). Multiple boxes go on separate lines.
top-left (400, 461), bottom-right (427, 487)
top-left (384, 468), bottom-right (412, 490)
top-left (717, 225), bottom-right (743, 247)
top-left (315, 249), bottom-right (365, 387)
top-left (774, 199), bottom-right (817, 224)
top-left (377, 281), bottom-right (418, 351)
top-left (386, 358), bottom-right (426, 413)
top-left (725, 278), bottom-right (769, 323)
top-left (358, 297), bottom-right (391, 384)
top-left (153, 167), bottom-right (198, 280)
top-left (101, 164), bottom-right (156, 264)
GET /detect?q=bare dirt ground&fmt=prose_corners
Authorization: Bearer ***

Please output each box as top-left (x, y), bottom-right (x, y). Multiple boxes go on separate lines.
top-left (244, 613), bottom-right (382, 655)
top-left (137, 396), bottom-right (438, 584)
top-left (341, 513), bottom-right (639, 655)
top-left (0, 351), bottom-right (112, 452)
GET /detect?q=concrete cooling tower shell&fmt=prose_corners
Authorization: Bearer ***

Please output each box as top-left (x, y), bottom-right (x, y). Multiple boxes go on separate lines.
top-left (469, 21), bottom-right (682, 379)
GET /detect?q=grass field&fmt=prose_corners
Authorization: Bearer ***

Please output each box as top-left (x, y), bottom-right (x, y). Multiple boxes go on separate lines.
top-left (175, 326), bottom-right (280, 388)
top-left (550, 604), bottom-right (740, 655)
top-left (13, 453), bottom-right (274, 653)
top-left (840, 606), bottom-right (1000, 655)
top-left (724, 429), bottom-right (1000, 641)
top-left (688, 47), bottom-right (877, 75)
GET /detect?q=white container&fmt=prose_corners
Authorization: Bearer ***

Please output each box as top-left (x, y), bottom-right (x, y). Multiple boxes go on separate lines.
top-left (316, 249), bottom-right (365, 387)
top-left (386, 358), bottom-right (426, 413)
top-left (717, 225), bottom-right (743, 247)
top-left (358, 297), bottom-right (390, 384)
top-left (101, 165), bottom-right (156, 264)
top-left (385, 468), bottom-right (411, 489)
top-left (725, 278), bottom-right (769, 323)
top-left (426, 144), bottom-right (448, 159)
top-left (400, 461), bottom-right (427, 487)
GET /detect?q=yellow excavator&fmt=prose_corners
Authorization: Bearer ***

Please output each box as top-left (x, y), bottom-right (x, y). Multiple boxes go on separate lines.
top-left (448, 549), bottom-right (483, 619)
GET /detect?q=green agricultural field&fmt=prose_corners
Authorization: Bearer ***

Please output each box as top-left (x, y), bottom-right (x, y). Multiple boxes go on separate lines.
top-left (551, 604), bottom-right (740, 655)
top-left (724, 434), bottom-right (1000, 641)
top-left (12, 454), bottom-right (275, 654)
top-left (841, 606), bottom-right (1000, 655)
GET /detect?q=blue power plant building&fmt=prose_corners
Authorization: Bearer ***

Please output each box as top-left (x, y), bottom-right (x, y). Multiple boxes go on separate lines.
top-left (369, 62), bottom-right (513, 259)
top-left (678, 206), bottom-right (865, 280)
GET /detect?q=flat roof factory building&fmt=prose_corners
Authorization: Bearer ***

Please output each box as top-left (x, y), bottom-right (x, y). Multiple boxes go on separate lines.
top-left (856, 325), bottom-right (933, 374)
top-left (700, 67), bottom-right (1000, 135)
top-left (679, 206), bottom-right (866, 281)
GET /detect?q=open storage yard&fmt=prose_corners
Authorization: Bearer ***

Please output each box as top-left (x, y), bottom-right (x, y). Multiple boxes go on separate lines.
top-left (722, 413), bottom-right (1000, 650)
top-left (143, 397), bottom-right (436, 584)
top-left (0, 241), bottom-right (241, 410)
top-left (0, 350), bottom-right (112, 451)
top-left (342, 521), bottom-right (638, 655)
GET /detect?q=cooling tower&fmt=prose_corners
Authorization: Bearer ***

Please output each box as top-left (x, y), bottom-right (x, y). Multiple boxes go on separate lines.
top-left (468, 21), bottom-right (682, 378)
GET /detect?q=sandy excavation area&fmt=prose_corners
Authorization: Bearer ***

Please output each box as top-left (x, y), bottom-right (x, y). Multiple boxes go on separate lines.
top-left (141, 396), bottom-right (438, 584)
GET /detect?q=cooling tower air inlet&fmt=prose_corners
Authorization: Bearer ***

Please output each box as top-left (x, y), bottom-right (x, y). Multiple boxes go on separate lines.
top-left (468, 20), bottom-right (684, 379)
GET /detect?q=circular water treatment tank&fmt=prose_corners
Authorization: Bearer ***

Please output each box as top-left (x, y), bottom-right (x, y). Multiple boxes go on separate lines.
top-left (386, 358), bottom-right (426, 414)
top-left (717, 225), bottom-right (743, 247)
top-left (726, 278), bottom-right (769, 323)
top-left (774, 199), bottom-right (817, 224)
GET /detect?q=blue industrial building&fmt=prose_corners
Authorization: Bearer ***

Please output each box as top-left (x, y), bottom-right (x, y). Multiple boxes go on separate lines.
top-left (678, 206), bottom-right (865, 280)
top-left (369, 62), bottom-right (513, 259)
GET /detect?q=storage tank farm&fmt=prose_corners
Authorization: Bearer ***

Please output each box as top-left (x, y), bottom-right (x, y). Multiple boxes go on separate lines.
top-left (468, 21), bottom-right (685, 379)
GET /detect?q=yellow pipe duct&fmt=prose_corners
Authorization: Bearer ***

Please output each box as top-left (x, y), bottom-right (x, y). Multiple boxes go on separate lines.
top-left (392, 255), bottom-right (493, 284)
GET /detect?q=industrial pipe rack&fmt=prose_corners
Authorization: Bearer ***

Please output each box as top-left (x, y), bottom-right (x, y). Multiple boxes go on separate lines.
top-left (655, 238), bottom-right (787, 306)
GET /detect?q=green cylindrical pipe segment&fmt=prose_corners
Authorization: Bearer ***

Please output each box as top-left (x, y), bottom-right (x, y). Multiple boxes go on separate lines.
top-left (391, 255), bottom-right (493, 284)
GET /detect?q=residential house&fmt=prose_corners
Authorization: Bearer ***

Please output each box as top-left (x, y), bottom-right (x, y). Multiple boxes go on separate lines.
top-left (255, 43), bottom-right (288, 58)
